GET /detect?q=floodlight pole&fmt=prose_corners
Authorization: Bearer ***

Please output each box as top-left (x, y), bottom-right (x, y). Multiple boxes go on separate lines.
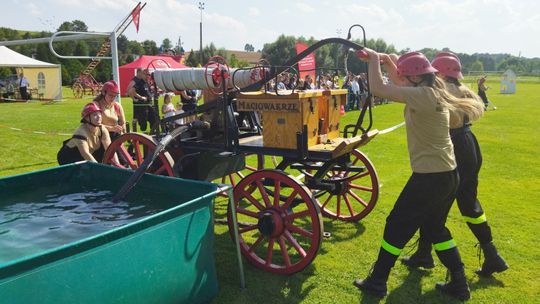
top-left (335, 29), bottom-right (342, 69)
top-left (199, 2), bottom-right (205, 65)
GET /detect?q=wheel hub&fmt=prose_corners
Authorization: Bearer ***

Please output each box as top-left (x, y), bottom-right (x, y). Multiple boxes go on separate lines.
top-left (257, 210), bottom-right (284, 237)
top-left (327, 176), bottom-right (349, 195)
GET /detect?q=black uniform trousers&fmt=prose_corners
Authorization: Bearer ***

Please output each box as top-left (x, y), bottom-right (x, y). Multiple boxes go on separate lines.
top-left (133, 103), bottom-right (157, 132)
top-left (19, 86), bottom-right (29, 100)
top-left (452, 128), bottom-right (492, 243)
top-left (375, 169), bottom-right (463, 273)
top-left (57, 145), bottom-right (104, 165)
top-left (417, 128), bottom-right (493, 245)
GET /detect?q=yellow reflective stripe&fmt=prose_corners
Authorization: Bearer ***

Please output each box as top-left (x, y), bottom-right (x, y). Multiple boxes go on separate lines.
top-left (381, 239), bottom-right (402, 256)
top-left (463, 213), bottom-right (487, 224)
top-left (433, 239), bottom-right (457, 251)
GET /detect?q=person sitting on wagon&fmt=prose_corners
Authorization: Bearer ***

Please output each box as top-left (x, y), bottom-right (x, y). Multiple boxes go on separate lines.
top-left (57, 103), bottom-right (112, 165)
top-left (93, 80), bottom-right (126, 140)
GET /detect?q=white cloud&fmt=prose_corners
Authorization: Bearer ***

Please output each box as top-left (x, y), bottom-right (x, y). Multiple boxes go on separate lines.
top-left (248, 7), bottom-right (260, 17)
top-left (346, 4), bottom-right (405, 26)
top-left (52, 0), bottom-right (132, 10)
top-left (26, 3), bottom-right (41, 16)
top-left (280, 8), bottom-right (291, 15)
top-left (296, 3), bottom-right (315, 13)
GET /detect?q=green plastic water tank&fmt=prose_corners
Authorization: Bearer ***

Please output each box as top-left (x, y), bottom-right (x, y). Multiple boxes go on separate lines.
top-left (0, 162), bottom-right (218, 304)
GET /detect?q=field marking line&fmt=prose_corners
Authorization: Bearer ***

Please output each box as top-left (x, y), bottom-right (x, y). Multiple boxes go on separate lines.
top-left (379, 122), bottom-right (405, 134)
top-left (1, 124), bottom-right (70, 136)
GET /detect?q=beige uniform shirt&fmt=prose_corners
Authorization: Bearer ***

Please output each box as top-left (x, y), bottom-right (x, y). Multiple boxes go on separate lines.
top-left (66, 124), bottom-right (109, 153)
top-left (397, 86), bottom-right (456, 173)
top-left (100, 104), bottom-right (120, 129)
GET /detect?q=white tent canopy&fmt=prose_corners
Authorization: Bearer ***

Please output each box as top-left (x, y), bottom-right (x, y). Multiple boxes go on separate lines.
top-left (0, 46), bottom-right (62, 100)
top-left (0, 46), bottom-right (59, 67)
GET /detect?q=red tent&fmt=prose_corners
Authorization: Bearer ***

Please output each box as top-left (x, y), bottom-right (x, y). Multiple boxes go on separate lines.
top-left (119, 55), bottom-right (188, 96)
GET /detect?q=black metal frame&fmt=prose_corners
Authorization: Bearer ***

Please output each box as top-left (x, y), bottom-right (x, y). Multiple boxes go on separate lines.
top-left (146, 36), bottom-right (373, 191)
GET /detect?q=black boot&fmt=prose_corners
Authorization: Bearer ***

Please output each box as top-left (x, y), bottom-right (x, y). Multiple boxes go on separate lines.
top-left (476, 242), bottom-right (508, 277)
top-left (436, 269), bottom-right (471, 301)
top-left (402, 239), bottom-right (435, 269)
top-left (353, 276), bottom-right (387, 299)
top-left (353, 256), bottom-right (393, 299)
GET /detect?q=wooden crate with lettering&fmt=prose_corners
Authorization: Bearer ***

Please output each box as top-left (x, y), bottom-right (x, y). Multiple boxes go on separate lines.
top-left (237, 90), bottom-right (327, 150)
top-left (317, 89), bottom-right (347, 141)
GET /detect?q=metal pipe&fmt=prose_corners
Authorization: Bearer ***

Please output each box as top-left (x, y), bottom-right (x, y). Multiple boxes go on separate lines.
top-left (48, 31), bottom-right (112, 60)
top-left (225, 185), bottom-right (246, 289)
top-left (109, 31), bottom-right (121, 102)
top-left (0, 32), bottom-right (110, 47)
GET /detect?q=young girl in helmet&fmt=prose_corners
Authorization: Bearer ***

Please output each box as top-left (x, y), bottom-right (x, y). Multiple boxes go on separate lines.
top-left (93, 80), bottom-right (126, 140)
top-left (353, 49), bottom-right (483, 301)
top-left (57, 103), bottom-right (112, 165)
top-left (401, 52), bottom-right (508, 277)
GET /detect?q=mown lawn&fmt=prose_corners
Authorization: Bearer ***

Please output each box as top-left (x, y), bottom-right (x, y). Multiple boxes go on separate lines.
top-left (0, 79), bottom-right (539, 303)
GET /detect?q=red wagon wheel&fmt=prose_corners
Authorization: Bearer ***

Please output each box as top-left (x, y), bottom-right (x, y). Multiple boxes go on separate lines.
top-left (312, 150), bottom-right (379, 222)
top-left (102, 133), bottom-right (175, 176)
top-left (227, 169), bottom-right (323, 275)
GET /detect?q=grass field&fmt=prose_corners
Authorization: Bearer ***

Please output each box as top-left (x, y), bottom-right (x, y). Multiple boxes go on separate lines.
top-left (0, 79), bottom-right (539, 303)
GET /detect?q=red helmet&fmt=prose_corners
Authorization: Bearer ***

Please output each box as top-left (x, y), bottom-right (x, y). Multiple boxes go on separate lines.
top-left (397, 52), bottom-right (438, 76)
top-left (102, 80), bottom-right (119, 95)
top-left (81, 102), bottom-right (102, 118)
top-left (432, 52), bottom-right (463, 79)
top-left (435, 51), bottom-right (459, 60)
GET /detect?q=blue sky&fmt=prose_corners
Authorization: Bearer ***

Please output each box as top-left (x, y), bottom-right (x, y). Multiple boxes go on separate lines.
top-left (2, 0), bottom-right (540, 58)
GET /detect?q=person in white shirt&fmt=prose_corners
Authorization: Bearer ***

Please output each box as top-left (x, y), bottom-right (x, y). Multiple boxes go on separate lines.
top-left (18, 72), bottom-right (30, 101)
top-left (351, 76), bottom-right (360, 109)
top-left (161, 93), bottom-right (176, 119)
top-left (174, 102), bottom-right (185, 126)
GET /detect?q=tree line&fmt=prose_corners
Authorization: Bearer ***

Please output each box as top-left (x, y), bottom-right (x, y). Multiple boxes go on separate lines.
top-left (261, 34), bottom-right (540, 77)
top-left (0, 21), bottom-right (249, 85)
top-left (1, 20), bottom-right (539, 86)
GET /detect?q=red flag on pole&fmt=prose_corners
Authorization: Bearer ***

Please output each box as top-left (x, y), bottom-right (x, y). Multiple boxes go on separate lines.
top-left (295, 42), bottom-right (316, 80)
top-left (132, 3), bottom-right (142, 33)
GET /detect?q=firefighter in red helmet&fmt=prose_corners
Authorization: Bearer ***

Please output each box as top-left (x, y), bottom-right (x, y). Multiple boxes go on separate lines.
top-left (57, 103), bottom-right (112, 165)
top-left (93, 80), bottom-right (126, 140)
top-left (352, 49), bottom-right (484, 301)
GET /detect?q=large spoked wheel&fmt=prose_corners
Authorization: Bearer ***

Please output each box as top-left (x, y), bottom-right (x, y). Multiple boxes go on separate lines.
top-left (72, 83), bottom-right (83, 99)
top-left (102, 133), bottom-right (175, 176)
top-left (227, 169), bottom-right (323, 275)
top-left (313, 150), bottom-right (379, 222)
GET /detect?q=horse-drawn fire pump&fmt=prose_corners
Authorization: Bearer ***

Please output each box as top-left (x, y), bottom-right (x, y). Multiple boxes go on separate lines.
top-left (102, 36), bottom-right (380, 275)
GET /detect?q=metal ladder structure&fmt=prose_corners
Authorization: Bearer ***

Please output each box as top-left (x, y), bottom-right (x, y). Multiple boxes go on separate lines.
top-left (72, 2), bottom-right (147, 98)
